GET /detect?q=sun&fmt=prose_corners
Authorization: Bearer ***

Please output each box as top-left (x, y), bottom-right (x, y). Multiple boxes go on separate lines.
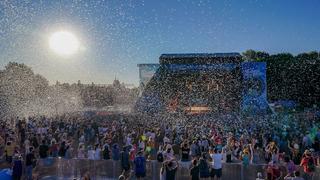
top-left (49, 31), bottom-right (80, 56)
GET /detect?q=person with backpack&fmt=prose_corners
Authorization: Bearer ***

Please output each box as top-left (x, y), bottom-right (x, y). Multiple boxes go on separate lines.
top-left (300, 150), bottom-right (316, 180)
top-left (134, 151), bottom-right (146, 179)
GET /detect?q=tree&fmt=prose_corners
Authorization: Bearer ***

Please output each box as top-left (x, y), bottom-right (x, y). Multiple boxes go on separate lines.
top-left (255, 51), bottom-right (270, 61)
top-left (265, 53), bottom-right (295, 101)
top-left (242, 49), bottom-right (257, 61)
top-left (242, 49), bottom-right (269, 61)
top-left (296, 51), bottom-right (319, 61)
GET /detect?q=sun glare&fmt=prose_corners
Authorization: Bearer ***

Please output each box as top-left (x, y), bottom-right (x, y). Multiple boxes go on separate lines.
top-left (49, 31), bottom-right (80, 56)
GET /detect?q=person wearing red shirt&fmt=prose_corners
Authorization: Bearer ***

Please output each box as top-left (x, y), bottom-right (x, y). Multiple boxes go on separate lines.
top-left (300, 150), bottom-right (316, 180)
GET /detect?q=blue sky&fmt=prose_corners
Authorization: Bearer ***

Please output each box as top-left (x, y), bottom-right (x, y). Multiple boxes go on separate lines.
top-left (0, 0), bottom-right (319, 85)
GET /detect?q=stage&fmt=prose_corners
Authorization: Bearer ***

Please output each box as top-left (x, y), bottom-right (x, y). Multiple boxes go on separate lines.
top-left (136, 53), bottom-right (268, 115)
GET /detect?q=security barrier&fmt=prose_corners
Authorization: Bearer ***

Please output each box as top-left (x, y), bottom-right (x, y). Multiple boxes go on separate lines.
top-left (36, 158), bottom-right (320, 180)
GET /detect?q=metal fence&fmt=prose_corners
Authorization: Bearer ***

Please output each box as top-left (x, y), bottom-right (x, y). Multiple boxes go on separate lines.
top-left (36, 158), bottom-right (320, 180)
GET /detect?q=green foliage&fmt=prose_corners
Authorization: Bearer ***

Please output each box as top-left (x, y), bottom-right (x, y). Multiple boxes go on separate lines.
top-left (242, 49), bottom-right (270, 62)
top-left (243, 50), bottom-right (320, 107)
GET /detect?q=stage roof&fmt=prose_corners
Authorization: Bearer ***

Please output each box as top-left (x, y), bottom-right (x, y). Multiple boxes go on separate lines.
top-left (159, 53), bottom-right (242, 64)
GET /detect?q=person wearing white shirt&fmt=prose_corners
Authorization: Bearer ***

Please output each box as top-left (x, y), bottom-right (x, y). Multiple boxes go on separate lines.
top-left (210, 149), bottom-right (223, 180)
top-left (79, 134), bottom-right (85, 144)
top-left (126, 135), bottom-right (132, 146)
top-left (94, 144), bottom-right (101, 160)
top-left (87, 146), bottom-right (95, 160)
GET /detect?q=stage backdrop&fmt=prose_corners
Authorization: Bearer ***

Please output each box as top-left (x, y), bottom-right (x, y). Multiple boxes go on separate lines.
top-left (241, 62), bottom-right (268, 113)
top-left (136, 61), bottom-right (269, 114)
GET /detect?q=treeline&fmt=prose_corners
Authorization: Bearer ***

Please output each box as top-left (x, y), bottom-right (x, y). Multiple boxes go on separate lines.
top-left (243, 50), bottom-right (320, 108)
top-left (78, 79), bottom-right (139, 108)
top-left (1, 50), bottom-right (319, 117)
top-left (0, 62), bottom-right (139, 118)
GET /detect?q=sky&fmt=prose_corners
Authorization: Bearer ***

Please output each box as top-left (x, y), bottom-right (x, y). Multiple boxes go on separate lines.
top-left (0, 0), bottom-right (320, 85)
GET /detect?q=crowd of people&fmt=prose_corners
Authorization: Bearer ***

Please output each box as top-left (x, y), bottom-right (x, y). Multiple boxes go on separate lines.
top-left (0, 111), bottom-right (319, 180)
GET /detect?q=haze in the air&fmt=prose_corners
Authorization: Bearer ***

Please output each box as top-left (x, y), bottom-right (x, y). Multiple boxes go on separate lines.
top-left (0, 0), bottom-right (319, 85)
